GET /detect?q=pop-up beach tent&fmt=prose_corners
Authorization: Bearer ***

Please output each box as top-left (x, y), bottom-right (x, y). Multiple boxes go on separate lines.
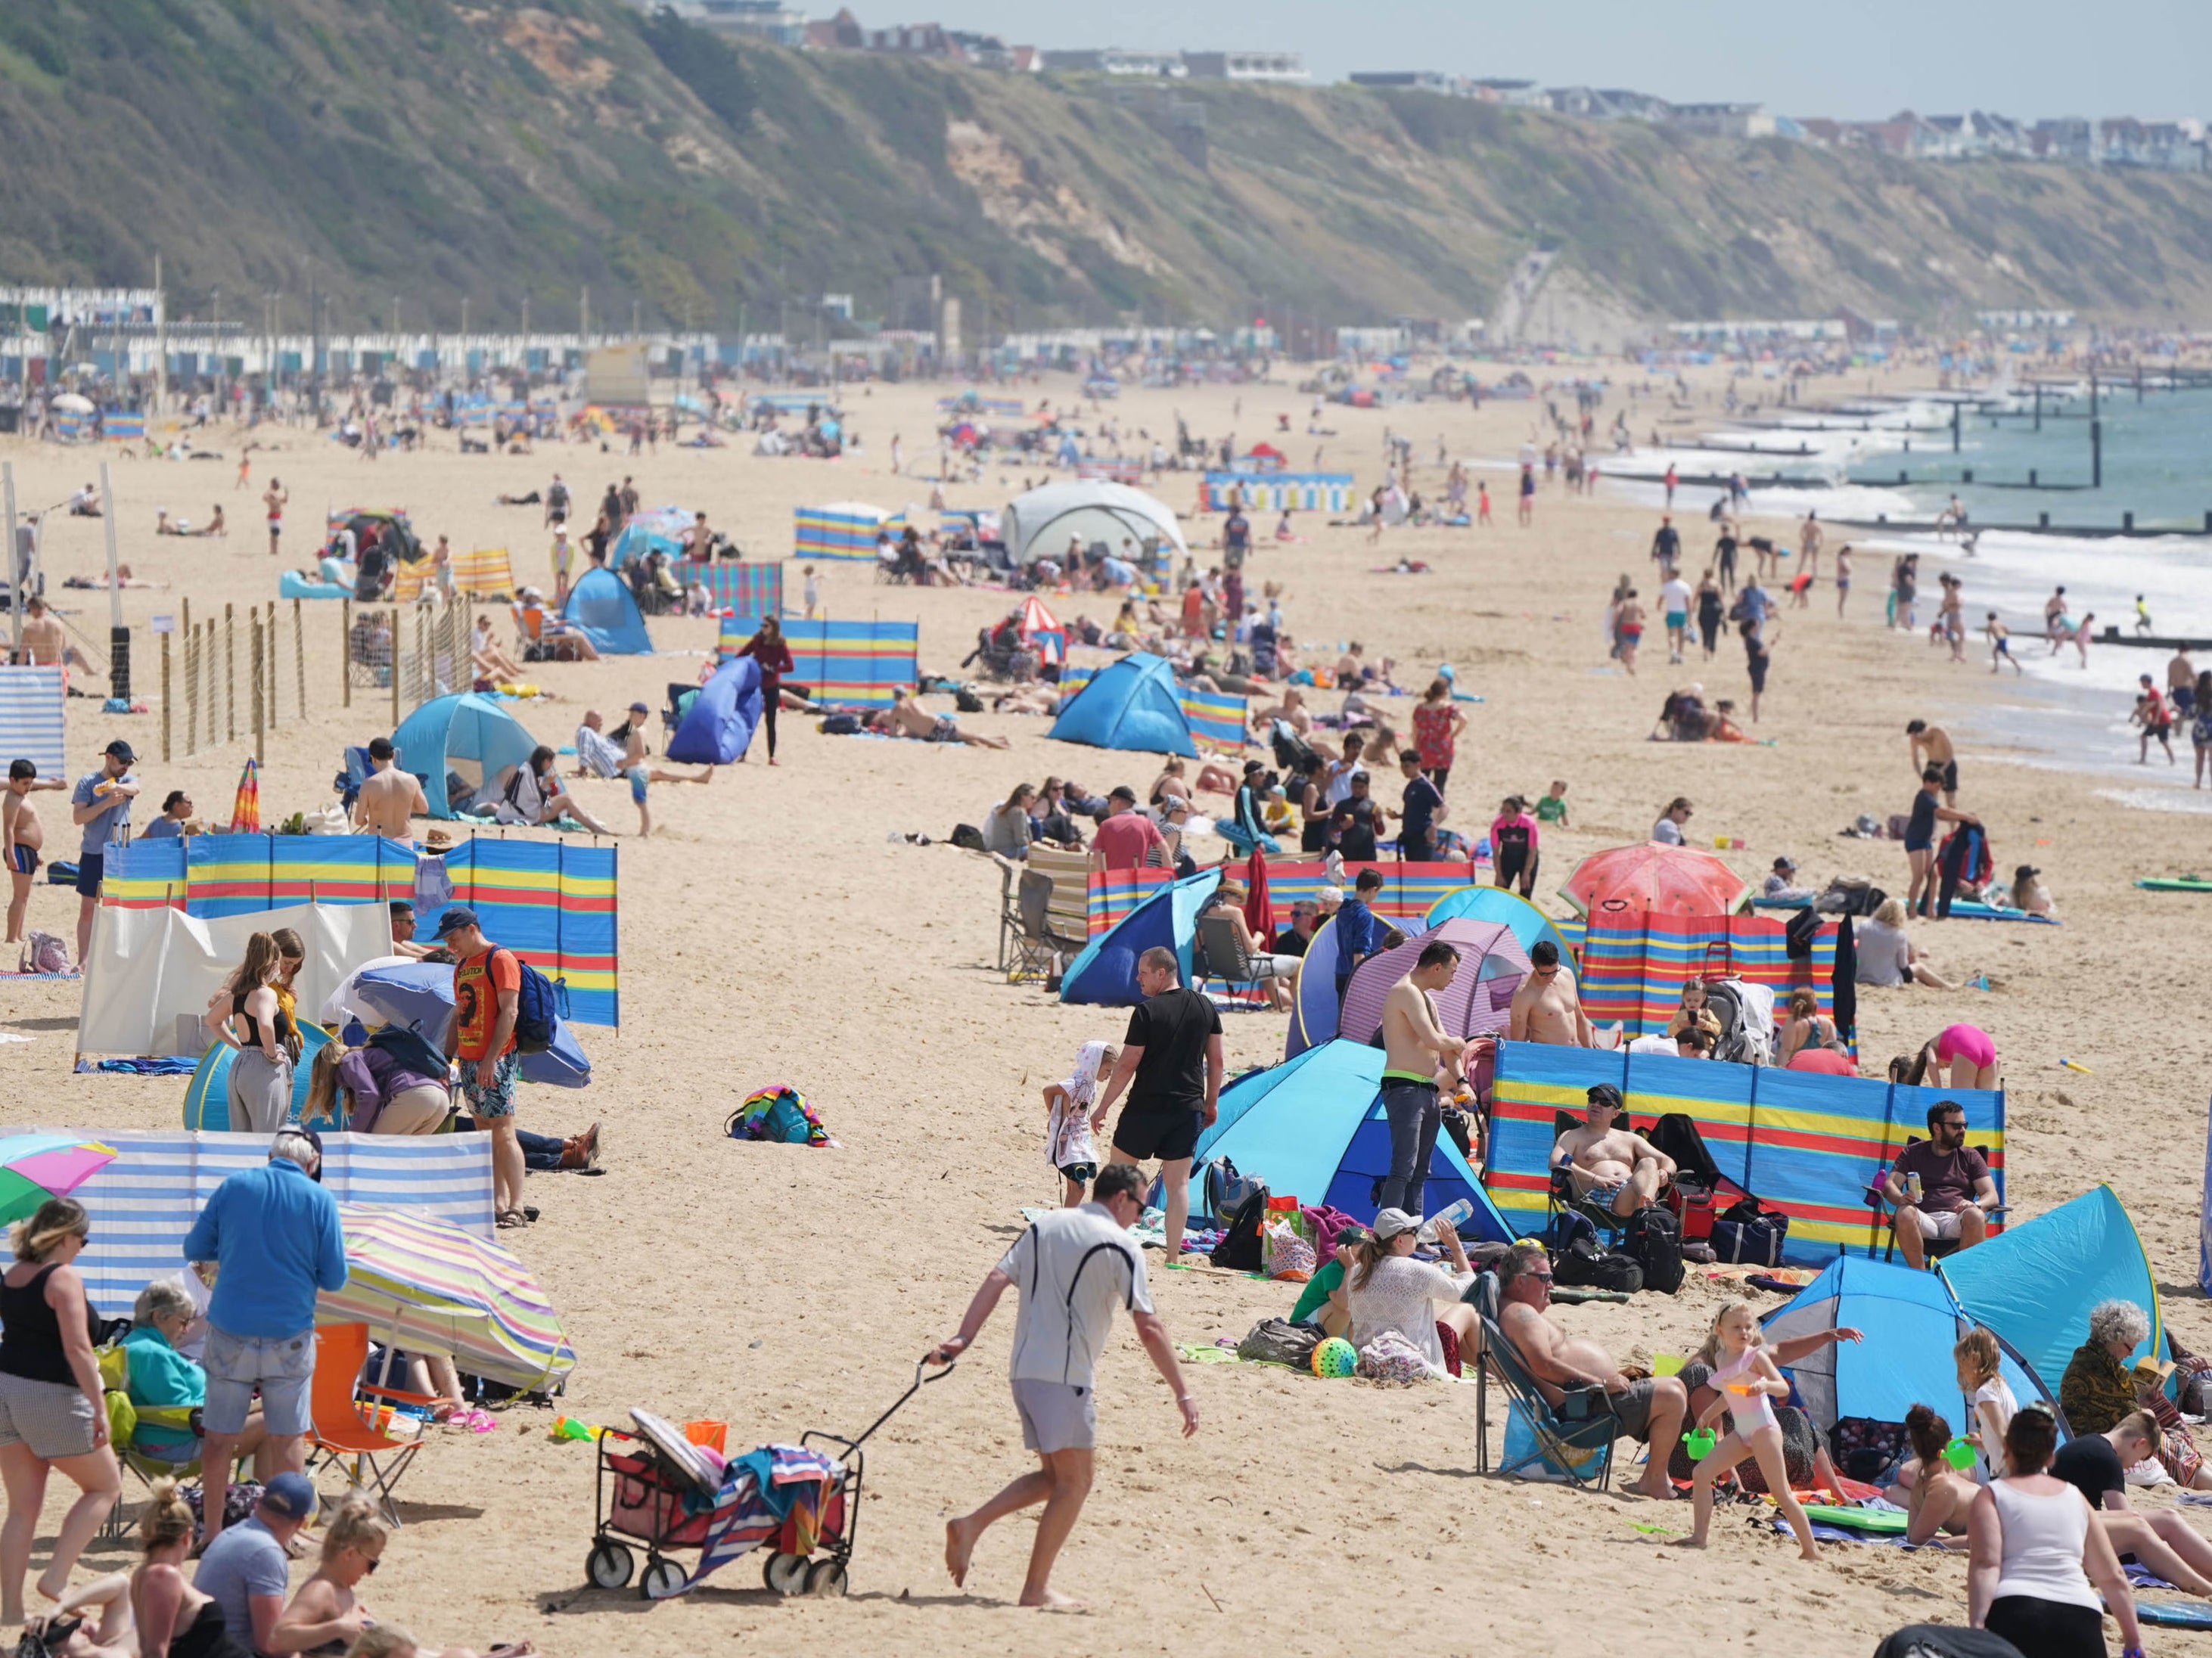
top-left (1763, 1255), bottom-right (2051, 1433)
top-left (608, 505), bottom-right (691, 568)
top-left (1003, 480), bottom-right (1188, 566)
top-left (666, 657), bottom-right (763, 765)
top-left (390, 694), bottom-right (541, 818)
top-left (182, 1022), bottom-right (334, 1130)
top-left (559, 567), bottom-right (653, 655)
top-left (1178, 1039), bottom-right (1519, 1234)
top-left (1941, 1184), bottom-right (2167, 1388)
top-left (1061, 868), bottom-right (1221, 1006)
top-left (1049, 653), bottom-right (1197, 757)
top-left (1334, 917), bottom-right (1530, 1048)
top-left (1424, 885), bottom-right (1572, 964)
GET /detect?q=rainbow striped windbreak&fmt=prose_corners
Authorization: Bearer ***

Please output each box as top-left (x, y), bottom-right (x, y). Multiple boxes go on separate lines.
top-left (715, 617), bottom-right (918, 709)
top-left (794, 506), bottom-right (896, 561)
top-left (1578, 913), bottom-right (1844, 1050)
top-left (1086, 859), bottom-right (1488, 937)
top-left (1485, 1042), bottom-right (2004, 1265)
top-left (100, 833), bottom-right (618, 1027)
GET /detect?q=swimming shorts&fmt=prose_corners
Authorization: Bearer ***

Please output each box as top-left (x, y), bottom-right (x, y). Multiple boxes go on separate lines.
top-left (1941, 759), bottom-right (1959, 795)
top-left (1665, 611), bottom-right (1687, 631)
top-left (6, 844), bottom-right (34, 876)
top-left (1620, 626), bottom-right (1643, 643)
top-left (928, 716), bottom-right (960, 744)
top-left (1934, 1023), bottom-right (1995, 1070)
top-left (1837, 577), bottom-right (1850, 591)
top-left (625, 765), bottom-right (648, 806)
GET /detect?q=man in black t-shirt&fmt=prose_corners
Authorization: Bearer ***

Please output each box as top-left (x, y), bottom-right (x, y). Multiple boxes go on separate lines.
top-left (1393, 748), bottom-right (1443, 863)
top-left (1090, 946), bottom-right (1224, 1262)
top-left (2049, 1411), bottom-right (2212, 1593)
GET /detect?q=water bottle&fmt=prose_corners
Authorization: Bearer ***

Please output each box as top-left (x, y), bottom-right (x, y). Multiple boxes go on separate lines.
top-left (1417, 1198), bottom-right (1474, 1244)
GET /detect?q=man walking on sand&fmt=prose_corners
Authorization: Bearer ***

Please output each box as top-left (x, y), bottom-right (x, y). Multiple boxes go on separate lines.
top-left (930, 1162), bottom-right (1198, 1609)
top-left (1090, 946), bottom-right (1223, 1263)
top-left (353, 736), bottom-right (427, 842)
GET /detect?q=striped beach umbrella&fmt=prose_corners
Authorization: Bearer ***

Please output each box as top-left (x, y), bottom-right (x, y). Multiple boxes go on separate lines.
top-left (228, 757), bottom-right (259, 834)
top-left (0, 1136), bottom-right (117, 1225)
top-left (318, 1203), bottom-right (576, 1392)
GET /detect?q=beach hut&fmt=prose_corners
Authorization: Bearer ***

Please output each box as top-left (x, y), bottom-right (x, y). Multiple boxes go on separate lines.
top-left (1761, 1256), bottom-right (2050, 1434)
top-left (559, 567), bottom-right (653, 655)
top-left (390, 693), bottom-right (540, 819)
top-left (1178, 1040), bottom-right (1517, 1236)
top-left (794, 503), bottom-right (893, 562)
top-left (1049, 653), bottom-right (1196, 758)
top-left (1002, 480), bottom-right (1188, 567)
top-left (666, 657), bottom-right (763, 765)
top-left (1060, 868), bottom-right (1221, 1006)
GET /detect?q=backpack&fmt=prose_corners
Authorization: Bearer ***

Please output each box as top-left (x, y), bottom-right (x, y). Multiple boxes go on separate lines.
top-left (948, 822), bottom-right (987, 852)
top-left (366, 1023), bottom-right (449, 1082)
top-left (1236, 1318), bottom-right (1322, 1369)
top-left (1203, 1156), bottom-right (1265, 1225)
top-left (1209, 1185), bottom-right (1271, 1271)
top-left (1622, 1204), bottom-right (1685, 1294)
top-left (504, 952), bottom-right (567, 1054)
top-left (1551, 1232), bottom-right (1644, 1293)
top-left (1710, 1196), bottom-right (1789, 1267)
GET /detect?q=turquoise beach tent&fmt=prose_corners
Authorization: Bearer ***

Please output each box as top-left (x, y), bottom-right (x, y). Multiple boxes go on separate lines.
top-left (1049, 652), bottom-right (1197, 758)
top-left (182, 1022), bottom-right (332, 1131)
top-left (390, 692), bottom-right (540, 819)
top-left (1179, 1040), bottom-right (1518, 1237)
top-left (666, 657), bottom-right (762, 765)
top-left (1060, 868), bottom-right (1220, 1006)
top-left (1941, 1185), bottom-right (2167, 1390)
top-left (559, 567), bottom-right (652, 655)
top-left (1425, 884), bottom-right (1572, 964)
top-left (1761, 1254), bottom-right (2051, 1433)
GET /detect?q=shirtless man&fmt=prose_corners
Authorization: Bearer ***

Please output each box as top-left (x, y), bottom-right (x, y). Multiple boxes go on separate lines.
top-left (1376, 941), bottom-right (1466, 1216)
top-left (880, 686), bottom-right (1010, 749)
top-left (18, 599), bottom-right (89, 673)
top-left (353, 737), bottom-right (427, 841)
top-left (1796, 510), bottom-right (1823, 580)
top-left (263, 479), bottom-right (287, 557)
top-left (1495, 1240), bottom-right (1687, 1501)
top-left (4, 760), bottom-right (63, 944)
top-left (1552, 1083), bottom-right (1676, 1219)
top-left (2043, 585), bottom-right (2071, 645)
top-left (1508, 939), bottom-right (1593, 1047)
top-left (1906, 719), bottom-right (1958, 806)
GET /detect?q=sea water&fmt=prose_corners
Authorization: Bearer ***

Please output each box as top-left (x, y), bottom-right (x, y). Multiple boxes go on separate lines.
top-left (1596, 386), bottom-right (2212, 803)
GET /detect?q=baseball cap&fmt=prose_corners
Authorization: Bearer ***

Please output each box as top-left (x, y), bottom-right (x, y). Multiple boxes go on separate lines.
top-left (432, 904), bottom-right (479, 938)
top-left (1371, 1208), bottom-right (1421, 1243)
top-left (102, 740), bottom-right (135, 764)
top-left (261, 1471), bottom-right (318, 1520)
top-left (628, 701), bottom-right (650, 714)
top-left (1772, 855), bottom-right (1796, 871)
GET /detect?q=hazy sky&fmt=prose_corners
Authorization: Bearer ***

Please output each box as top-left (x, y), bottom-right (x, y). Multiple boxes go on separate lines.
top-left (913, 0), bottom-right (2212, 119)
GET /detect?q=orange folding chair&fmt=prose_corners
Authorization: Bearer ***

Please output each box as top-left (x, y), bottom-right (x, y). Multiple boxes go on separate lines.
top-left (307, 1323), bottom-right (436, 1526)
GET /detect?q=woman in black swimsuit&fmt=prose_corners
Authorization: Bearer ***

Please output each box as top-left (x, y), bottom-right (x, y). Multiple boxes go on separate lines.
top-left (130, 1477), bottom-right (253, 1657)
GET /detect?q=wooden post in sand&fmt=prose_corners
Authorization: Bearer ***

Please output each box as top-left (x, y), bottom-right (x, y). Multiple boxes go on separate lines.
top-left (266, 601), bottom-right (278, 727)
top-left (341, 599), bottom-right (352, 709)
top-left (203, 621), bottom-right (216, 750)
top-left (250, 612), bottom-right (265, 766)
top-left (160, 629), bottom-right (171, 762)
top-left (293, 598), bottom-right (306, 720)
top-left (182, 597), bottom-right (195, 758)
top-left (224, 604), bottom-right (235, 743)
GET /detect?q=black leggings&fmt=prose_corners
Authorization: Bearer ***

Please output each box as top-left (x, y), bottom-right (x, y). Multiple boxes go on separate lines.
top-left (1983, 1595), bottom-right (2105, 1658)
top-left (759, 697), bottom-right (777, 759)
top-left (1496, 847), bottom-right (1538, 898)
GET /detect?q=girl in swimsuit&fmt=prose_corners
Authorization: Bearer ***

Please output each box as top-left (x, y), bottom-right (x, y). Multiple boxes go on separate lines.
top-left (129, 1477), bottom-right (254, 1656)
top-left (1679, 1302), bottom-right (1820, 1560)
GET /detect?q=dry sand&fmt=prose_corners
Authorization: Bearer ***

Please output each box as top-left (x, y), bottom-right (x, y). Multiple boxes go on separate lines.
top-left (0, 362), bottom-right (2204, 1656)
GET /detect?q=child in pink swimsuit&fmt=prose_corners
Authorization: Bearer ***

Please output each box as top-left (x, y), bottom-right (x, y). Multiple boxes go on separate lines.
top-left (1934, 1022), bottom-right (1998, 1088)
top-left (1679, 1302), bottom-right (1820, 1560)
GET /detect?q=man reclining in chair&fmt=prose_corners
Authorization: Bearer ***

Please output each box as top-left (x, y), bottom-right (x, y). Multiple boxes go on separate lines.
top-left (1879, 1098), bottom-right (1996, 1270)
top-left (1552, 1083), bottom-right (1676, 1219)
top-left (1493, 1242), bottom-right (1688, 1499)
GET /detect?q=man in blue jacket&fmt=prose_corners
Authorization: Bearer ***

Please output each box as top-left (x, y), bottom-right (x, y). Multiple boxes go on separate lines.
top-left (182, 1127), bottom-right (347, 1546)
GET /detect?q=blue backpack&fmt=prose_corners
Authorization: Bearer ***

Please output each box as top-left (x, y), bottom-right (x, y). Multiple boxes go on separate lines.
top-left (510, 956), bottom-right (569, 1054)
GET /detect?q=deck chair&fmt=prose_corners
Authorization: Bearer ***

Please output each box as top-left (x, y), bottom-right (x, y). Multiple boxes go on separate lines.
top-left (1468, 1272), bottom-right (1621, 1490)
top-left (95, 1340), bottom-right (249, 1540)
top-left (1546, 1109), bottom-right (1636, 1246)
top-left (992, 853), bottom-right (1084, 982)
top-left (1193, 913), bottom-right (1286, 1004)
top-left (1024, 843), bottom-right (1092, 948)
top-left (306, 1323), bottom-right (438, 1526)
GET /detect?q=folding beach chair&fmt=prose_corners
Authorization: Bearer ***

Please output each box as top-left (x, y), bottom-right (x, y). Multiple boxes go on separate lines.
top-left (1192, 913), bottom-right (1286, 1005)
top-left (1024, 843), bottom-right (1092, 945)
top-left (1546, 1109), bottom-right (1636, 1247)
top-left (307, 1322), bottom-right (438, 1526)
top-left (1866, 1135), bottom-right (1968, 1268)
top-left (992, 854), bottom-right (1085, 983)
top-left (1468, 1273), bottom-right (1621, 1491)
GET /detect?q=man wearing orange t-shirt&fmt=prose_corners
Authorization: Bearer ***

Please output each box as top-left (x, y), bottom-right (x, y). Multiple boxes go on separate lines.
top-left (436, 905), bottom-right (527, 1228)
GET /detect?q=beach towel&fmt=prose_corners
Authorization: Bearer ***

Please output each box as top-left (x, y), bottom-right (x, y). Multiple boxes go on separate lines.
top-left (687, 1444), bottom-right (840, 1591)
top-left (1047, 1042), bottom-right (1105, 1173)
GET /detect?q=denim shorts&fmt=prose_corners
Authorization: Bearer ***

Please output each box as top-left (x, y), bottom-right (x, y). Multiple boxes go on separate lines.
top-left (203, 1322), bottom-right (315, 1438)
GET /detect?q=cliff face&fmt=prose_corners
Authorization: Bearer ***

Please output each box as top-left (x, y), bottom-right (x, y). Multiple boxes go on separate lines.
top-left (4, 0), bottom-right (2210, 337)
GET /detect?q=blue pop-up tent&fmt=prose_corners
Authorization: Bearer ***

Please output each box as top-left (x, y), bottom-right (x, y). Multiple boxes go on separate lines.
top-left (560, 567), bottom-right (653, 655)
top-left (391, 693), bottom-right (540, 819)
top-left (1942, 1185), bottom-right (2167, 1390)
top-left (182, 1023), bottom-right (334, 1130)
top-left (666, 657), bottom-right (763, 765)
top-left (1178, 1040), bottom-right (1518, 1236)
top-left (1049, 652), bottom-right (1196, 757)
top-left (1424, 885), bottom-right (1573, 963)
top-left (1762, 1254), bottom-right (2053, 1434)
top-left (1060, 868), bottom-right (1220, 1005)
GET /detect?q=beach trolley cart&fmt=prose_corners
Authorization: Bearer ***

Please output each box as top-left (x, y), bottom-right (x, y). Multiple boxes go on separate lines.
top-left (586, 1362), bottom-right (954, 1601)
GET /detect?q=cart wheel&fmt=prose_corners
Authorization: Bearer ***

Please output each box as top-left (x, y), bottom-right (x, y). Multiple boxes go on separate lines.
top-left (640, 1558), bottom-right (688, 1601)
top-left (805, 1559), bottom-right (849, 1598)
top-left (586, 1541), bottom-right (635, 1591)
top-left (763, 1551), bottom-right (810, 1596)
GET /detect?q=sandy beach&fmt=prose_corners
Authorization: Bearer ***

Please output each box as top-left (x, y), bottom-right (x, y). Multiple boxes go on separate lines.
top-left (2, 360), bottom-right (2206, 1656)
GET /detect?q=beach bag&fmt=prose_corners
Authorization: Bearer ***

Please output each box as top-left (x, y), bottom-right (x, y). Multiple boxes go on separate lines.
top-left (1209, 1187), bottom-right (1270, 1271)
top-left (726, 1087), bottom-right (828, 1147)
top-left (1552, 1234), bottom-right (1643, 1294)
top-left (1710, 1196), bottom-right (1789, 1267)
top-left (1503, 1400), bottom-right (1608, 1480)
top-left (1354, 1330), bottom-right (1429, 1386)
top-left (1237, 1318), bottom-right (1322, 1369)
top-left (1623, 1204), bottom-right (1684, 1294)
top-left (510, 956), bottom-right (567, 1054)
top-left (820, 713), bottom-right (862, 735)
top-left (948, 822), bottom-right (986, 852)
top-left (20, 932), bottom-right (68, 975)
top-left (1263, 1221), bottom-right (1316, 1281)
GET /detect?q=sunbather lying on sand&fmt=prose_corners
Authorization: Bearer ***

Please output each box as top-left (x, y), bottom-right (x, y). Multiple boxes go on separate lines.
top-left (875, 688), bottom-right (1010, 748)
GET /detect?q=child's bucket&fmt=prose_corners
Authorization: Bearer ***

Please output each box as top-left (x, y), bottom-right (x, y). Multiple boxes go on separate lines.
top-left (683, 1419), bottom-right (728, 1454)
